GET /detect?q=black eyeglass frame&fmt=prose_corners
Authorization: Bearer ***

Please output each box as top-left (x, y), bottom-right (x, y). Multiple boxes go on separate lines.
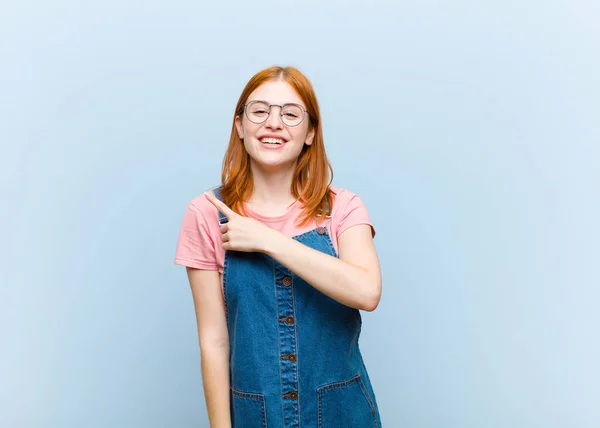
top-left (243, 100), bottom-right (309, 127)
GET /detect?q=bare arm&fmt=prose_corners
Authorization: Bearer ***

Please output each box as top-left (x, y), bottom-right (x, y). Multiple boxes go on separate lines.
top-left (186, 267), bottom-right (231, 428)
top-left (203, 191), bottom-right (382, 312)
top-left (265, 224), bottom-right (382, 311)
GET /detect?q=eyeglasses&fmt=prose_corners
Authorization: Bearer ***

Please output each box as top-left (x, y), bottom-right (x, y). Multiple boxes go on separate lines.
top-left (244, 100), bottom-right (308, 127)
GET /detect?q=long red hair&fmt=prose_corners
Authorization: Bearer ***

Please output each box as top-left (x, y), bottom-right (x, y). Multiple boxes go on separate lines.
top-left (219, 66), bottom-right (334, 226)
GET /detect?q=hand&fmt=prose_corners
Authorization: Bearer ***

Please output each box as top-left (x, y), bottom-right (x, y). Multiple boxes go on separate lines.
top-left (204, 190), bottom-right (279, 253)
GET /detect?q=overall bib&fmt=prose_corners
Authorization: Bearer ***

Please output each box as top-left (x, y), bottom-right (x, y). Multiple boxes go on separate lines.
top-left (215, 188), bottom-right (382, 428)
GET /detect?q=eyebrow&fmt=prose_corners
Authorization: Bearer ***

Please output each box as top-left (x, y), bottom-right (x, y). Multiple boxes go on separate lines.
top-left (247, 99), bottom-right (305, 107)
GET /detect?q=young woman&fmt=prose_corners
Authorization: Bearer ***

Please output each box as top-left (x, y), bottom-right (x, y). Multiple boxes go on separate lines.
top-left (175, 66), bottom-right (383, 427)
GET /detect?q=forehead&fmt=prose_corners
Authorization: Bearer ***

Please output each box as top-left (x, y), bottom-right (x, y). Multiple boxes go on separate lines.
top-left (247, 80), bottom-right (304, 105)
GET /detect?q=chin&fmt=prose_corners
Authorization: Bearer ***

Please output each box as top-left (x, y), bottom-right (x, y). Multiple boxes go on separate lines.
top-left (250, 156), bottom-right (297, 170)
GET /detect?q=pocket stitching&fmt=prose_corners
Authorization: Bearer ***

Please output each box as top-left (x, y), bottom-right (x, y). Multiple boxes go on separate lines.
top-left (356, 377), bottom-right (378, 426)
top-left (231, 387), bottom-right (267, 428)
top-left (317, 375), bottom-right (376, 428)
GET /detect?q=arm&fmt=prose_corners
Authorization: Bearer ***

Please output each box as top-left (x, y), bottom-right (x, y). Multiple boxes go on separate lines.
top-left (265, 224), bottom-right (382, 311)
top-left (186, 267), bottom-right (232, 428)
top-left (203, 191), bottom-right (382, 312)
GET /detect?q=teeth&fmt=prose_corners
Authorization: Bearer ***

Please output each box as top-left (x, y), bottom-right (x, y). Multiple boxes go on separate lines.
top-left (261, 137), bottom-right (285, 145)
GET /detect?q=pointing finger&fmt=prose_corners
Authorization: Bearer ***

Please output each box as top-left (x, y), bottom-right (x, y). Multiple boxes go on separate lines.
top-left (204, 190), bottom-right (236, 218)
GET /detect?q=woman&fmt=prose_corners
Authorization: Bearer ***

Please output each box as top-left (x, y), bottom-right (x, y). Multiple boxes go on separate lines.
top-left (175, 66), bottom-right (383, 427)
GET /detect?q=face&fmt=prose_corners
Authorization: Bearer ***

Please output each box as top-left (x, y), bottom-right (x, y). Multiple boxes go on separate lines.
top-left (235, 80), bottom-right (314, 171)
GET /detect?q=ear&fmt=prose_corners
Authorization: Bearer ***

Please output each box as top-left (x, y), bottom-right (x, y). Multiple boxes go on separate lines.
top-left (305, 128), bottom-right (315, 146)
top-left (235, 115), bottom-right (244, 139)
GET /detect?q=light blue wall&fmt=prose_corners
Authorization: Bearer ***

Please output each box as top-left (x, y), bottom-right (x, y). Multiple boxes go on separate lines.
top-left (1, 1), bottom-right (598, 427)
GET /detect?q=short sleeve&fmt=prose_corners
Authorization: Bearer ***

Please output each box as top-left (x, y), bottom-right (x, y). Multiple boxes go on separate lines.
top-left (174, 202), bottom-right (219, 270)
top-left (334, 192), bottom-right (376, 239)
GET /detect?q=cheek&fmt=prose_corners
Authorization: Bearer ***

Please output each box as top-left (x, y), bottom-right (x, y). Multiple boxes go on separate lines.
top-left (290, 127), bottom-right (309, 143)
top-left (243, 122), bottom-right (261, 139)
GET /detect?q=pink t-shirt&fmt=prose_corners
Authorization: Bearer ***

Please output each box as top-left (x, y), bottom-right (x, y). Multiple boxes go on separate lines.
top-left (174, 187), bottom-right (375, 274)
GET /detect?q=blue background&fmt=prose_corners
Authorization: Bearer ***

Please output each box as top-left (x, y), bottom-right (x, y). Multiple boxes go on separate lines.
top-left (1, 1), bottom-right (598, 427)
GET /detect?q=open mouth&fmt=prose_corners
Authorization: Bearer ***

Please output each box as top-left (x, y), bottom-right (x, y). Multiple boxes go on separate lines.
top-left (260, 137), bottom-right (287, 145)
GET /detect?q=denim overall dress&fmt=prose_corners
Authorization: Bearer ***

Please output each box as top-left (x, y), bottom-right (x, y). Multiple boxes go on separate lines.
top-left (214, 188), bottom-right (382, 428)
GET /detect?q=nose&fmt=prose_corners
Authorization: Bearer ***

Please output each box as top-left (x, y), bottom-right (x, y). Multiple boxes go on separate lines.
top-left (264, 105), bottom-right (284, 130)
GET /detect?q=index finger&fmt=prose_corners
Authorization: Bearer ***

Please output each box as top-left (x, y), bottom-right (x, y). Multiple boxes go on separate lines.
top-left (204, 190), bottom-right (235, 218)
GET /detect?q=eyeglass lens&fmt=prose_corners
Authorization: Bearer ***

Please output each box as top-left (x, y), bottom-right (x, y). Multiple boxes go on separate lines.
top-left (245, 101), bottom-right (304, 126)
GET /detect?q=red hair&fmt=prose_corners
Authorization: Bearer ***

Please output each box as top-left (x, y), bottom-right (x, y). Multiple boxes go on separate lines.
top-left (219, 66), bottom-right (334, 226)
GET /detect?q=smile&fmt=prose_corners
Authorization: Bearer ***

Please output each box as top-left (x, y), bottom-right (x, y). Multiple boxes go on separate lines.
top-left (260, 137), bottom-right (286, 145)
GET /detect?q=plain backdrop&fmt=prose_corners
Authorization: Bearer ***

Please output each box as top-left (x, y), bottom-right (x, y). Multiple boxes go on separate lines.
top-left (1, 1), bottom-right (598, 427)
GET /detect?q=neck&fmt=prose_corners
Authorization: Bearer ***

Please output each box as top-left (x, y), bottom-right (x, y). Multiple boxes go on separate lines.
top-left (249, 162), bottom-right (297, 207)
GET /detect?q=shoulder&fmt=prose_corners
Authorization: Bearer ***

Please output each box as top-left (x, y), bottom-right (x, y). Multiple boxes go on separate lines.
top-left (329, 186), bottom-right (368, 210)
top-left (329, 186), bottom-right (357, 197)
top-left (186, 189), bottom-right (221, 225)
top-left (175, 189), bottom-right (223, 269)
top-left (328, 186), bottom-right (375, 238)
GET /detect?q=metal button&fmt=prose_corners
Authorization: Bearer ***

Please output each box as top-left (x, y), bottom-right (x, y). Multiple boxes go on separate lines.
top-left (283, 391), bottom-right (298, 400)
top-left (280, 353), bottom-right (297, 362)
top-left (282, 276), bottom-right (292, 286)
top-left (317, 226), bottom-right (326, 235)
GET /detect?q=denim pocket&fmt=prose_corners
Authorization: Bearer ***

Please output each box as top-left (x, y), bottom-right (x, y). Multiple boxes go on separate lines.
top-left (317, 375), bottom-right (377, 428)
top-left (231, 388), bottom-right (267, 428)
